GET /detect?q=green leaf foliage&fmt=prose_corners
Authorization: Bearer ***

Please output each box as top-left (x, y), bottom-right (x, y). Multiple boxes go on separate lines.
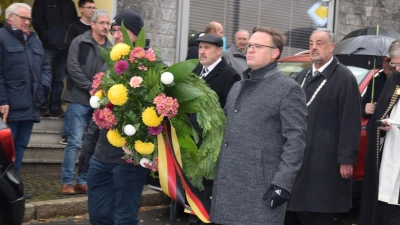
top-left (165, 83), bottom-right (204, 103)
top-left (121, 21), bottom-right (134, 49)
top-left (165, 59), bottom-right (199, 82)
top-left (134, 26), bottom-right (146, 48)
top-left (98, 46), bottom-right (113, 68)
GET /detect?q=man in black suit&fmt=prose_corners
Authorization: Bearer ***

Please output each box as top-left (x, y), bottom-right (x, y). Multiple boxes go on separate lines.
top-left (193, 34), bottom-right (241, 108)
top-left (188, 34), bottom-right (240, 225)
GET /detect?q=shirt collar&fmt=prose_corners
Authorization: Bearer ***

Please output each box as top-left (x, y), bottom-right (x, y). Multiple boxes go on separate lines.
top-left (312, 56), bottom-right (333, 75)
top-left (204, 58), bottom-right (222, 74)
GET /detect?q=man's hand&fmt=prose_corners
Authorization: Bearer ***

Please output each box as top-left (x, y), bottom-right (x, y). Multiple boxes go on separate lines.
top-left (0, 105), bottom-right (9, 122)
top-left (365, 102), bottom-right (376, 115)
top-left (340, 164), bottom-right (353, 179)
top-left (379, 118), bottom-right (392, 132)
top-left (263, 185), bottom-right (290, 209)
top-left (78, 150), bottom-right (93, 173)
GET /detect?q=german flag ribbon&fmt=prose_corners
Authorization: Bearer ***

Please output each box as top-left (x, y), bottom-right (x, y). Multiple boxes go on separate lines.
top-left (157, 119), bottom-right (211, 223)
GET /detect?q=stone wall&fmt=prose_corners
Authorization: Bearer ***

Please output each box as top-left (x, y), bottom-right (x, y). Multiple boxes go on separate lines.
top-left (117, 0), bottom-right (178, 65)
top-left (336, 0), bottom-right (400, 41)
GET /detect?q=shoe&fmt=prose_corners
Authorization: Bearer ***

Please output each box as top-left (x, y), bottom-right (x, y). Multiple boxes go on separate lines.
top-left (40, 108), bottom-right (49, 117)
top-left (74, 184), bottom-right (88, 194)
top-left (60, 135), bottom-right (68, 145)
top-left (49, 108), bottom-right (65, 118)
top-left (61, 184), bottom-right (75, 195)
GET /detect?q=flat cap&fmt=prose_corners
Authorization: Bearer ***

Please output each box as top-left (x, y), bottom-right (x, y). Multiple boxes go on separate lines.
top-left (196, 34), bottom-right (223, 47)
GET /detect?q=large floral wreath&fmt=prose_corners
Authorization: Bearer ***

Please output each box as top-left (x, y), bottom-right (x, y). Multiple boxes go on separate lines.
top-left (89, 24), bottom-right (225, 189)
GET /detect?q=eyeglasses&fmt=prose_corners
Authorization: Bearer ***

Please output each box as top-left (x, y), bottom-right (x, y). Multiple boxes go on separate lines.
top-left (94, 21), bottom-right (110, 26)
top-left (81, 6), bottom-right (96, 10)
top-left (12, 13), bottom-right (32, 23)
top-left (246, 44), bottom-right (276, 52)
top-left (389, 61), bottom-right (400, 67)
top-left (109, 29), bottom-right (122, 35)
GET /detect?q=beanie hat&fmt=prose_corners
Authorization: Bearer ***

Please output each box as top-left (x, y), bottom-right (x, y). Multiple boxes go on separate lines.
top-left (112, 10), bottom-right (144, 36)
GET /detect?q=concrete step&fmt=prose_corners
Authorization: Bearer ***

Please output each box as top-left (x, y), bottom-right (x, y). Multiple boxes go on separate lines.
top-left (29, 130), bottom-right (64, 145)
top-left (33, 117), bottom-right (64, 132)
top-left (24, 143), bottom-right (66, 163)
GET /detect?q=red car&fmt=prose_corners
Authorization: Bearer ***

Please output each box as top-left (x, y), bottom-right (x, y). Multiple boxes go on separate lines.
top-left (278, 50), bottom-right (377, 188)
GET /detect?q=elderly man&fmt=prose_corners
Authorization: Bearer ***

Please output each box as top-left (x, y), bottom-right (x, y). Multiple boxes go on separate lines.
top-left (60, 9), bottom-right (112, 195)
top-left (223, 29), bottom-right (250, 76)
top-left (287, 29), bottom-right (361, 225)
top-left (78, 10), bottom-right (150, 225)
top-left (0, 3), bottom-right (51, 173)
top-left (210, 27), bottom-right (307, 225)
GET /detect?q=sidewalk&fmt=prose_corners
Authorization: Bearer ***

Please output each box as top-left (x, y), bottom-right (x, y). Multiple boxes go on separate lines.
top-left (22, 173), bottom-right (170, 222)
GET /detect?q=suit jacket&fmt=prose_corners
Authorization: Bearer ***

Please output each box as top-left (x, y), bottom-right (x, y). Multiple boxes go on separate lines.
top-left (193, 58), bottom-right (241, 108)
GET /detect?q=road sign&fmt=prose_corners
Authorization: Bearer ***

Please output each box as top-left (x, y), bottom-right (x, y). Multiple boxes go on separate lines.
top-left (307, 1), bottom-right (328, 27)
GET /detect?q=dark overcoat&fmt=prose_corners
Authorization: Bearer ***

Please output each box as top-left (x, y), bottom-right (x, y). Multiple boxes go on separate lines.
top-left (210, 62), bottom-right (307, 225)
top-left (287, 56), bottom-right (361, 213)
top-left (359, 70), bottom-right (400, 225)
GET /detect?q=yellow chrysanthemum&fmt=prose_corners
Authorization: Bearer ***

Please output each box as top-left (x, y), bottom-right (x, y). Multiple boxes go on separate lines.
top-left (142, 107), bottom-right (163, 127)
top-left (107, 129), bottom-right (126, 147)
top-left (95, 90), bottom-right (103, 98)
top-left (134, 140), bottom-right (155, 155)
top-left (108, 84), bottom-right (128, 106)
top-left (110, 43), bottom-right (131, 61)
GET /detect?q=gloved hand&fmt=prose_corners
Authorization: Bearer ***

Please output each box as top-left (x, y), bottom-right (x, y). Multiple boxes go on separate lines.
top-left (78, 150), bottom-right (93, 173)
top-left (263, 184), bottom-right (290, 209)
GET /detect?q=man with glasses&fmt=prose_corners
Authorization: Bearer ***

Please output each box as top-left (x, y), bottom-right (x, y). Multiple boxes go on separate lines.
top-left (362, 56), bottom-right (395, 118)
top-left (210, 27), bottom-right (307, 225)
top-left (60, 9), bottom-right (112, 195)
top-left (59, 0), bottom-right (96, 146)
top-left (32, 0), bottom-right (77, 118)
top-left (0, 3), bottom-right (51, 173)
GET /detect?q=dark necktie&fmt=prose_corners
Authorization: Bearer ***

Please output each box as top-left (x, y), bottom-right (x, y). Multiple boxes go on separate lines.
top-left (200, 67), bottom-right (209, 79)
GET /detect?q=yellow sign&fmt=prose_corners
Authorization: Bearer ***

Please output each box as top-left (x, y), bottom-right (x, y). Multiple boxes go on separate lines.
top-left (307, 2), bottom-right (328, 27)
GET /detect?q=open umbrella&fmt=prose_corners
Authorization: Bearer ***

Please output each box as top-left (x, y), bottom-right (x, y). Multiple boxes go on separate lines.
top-left (334, 35), bottom-right (395, 56)
top-left (342, 27), bottom-right (399, 40)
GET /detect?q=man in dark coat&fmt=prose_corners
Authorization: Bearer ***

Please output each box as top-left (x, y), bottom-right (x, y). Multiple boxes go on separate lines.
top-left (359, 38), bottom-right (400, 225)
top-left (0, 3), bottom-right (51, 173)
top-left (210, 27), bottom-right (307, 225)
top-left (362, 56), bottom-right (394, 118)
top-left (286, 29), bottom-right (361, 225)
top-left (189, 34), bottom-right (240, 225)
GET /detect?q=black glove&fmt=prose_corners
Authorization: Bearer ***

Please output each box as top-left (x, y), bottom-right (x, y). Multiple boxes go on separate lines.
top-left (263, 185), bottom-right (290, 209)
top-left (78, 150), bottom-right (93, 173)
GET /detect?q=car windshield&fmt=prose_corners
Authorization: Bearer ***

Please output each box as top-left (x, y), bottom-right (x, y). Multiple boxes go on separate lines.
top-left (278, 62), bottom-right (369, 85)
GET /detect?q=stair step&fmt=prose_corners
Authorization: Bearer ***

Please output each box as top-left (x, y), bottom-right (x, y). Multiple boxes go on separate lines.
top-left (24, 144), bottom-right (66, 163)
top-left (33, 117), bottom-right (64, 132)
top-left (29, 130), bottom-right (63, 145)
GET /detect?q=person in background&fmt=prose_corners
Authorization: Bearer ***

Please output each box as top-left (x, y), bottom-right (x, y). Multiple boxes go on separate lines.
top-left (210, 27), bottom-right (307, 225)
top-left (32, 0), bottom-right (77, 118)
top-left (362, 56), bottom-right (395, 118)
top-left (223, 29), bottom-right (250, 77)
top-left (359, 38), bottom-right (400, 225)
top-left (59, 0), bottom-right (96, 145)
top-left (186, 21), bottom-right (224, 60)
top-left (0, 3), bottom-right (51, 173)
top-left (60, 9), bottom-right (112, 195)
top-left (78, 10), bottom-right (149, 225)
top-left (286, 29), bottom-right (361, 225)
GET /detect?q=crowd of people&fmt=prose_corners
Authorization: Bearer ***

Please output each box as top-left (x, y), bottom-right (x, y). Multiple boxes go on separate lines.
top-left (1, 1), bottom-right (400, 225)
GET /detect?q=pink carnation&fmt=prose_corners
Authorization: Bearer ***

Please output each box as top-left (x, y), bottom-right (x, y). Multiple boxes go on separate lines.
top-left (114, 60), bottom-right (129, 74)
top-left (148, 124), bottom-right (163, 136)
top-left (92, 108), bottom-right (118, 129)
top-left (130, 76), bottom-right (143, 88)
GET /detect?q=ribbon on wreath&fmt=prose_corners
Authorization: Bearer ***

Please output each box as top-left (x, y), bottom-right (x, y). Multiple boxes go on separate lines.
top-left (157, 119), bottom-right (211, 223)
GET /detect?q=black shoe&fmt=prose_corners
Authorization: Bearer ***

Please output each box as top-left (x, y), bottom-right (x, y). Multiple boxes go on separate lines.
top-left (60, 135), bottom-right (68, 145)
top-left (40, 108), bottom-right (49, 117)
top-left (49, 108), bottom-right (65, 118)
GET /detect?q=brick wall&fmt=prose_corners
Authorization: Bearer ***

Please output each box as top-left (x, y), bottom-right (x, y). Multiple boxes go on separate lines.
top-left (117, 0), bottom-right (178, 65)
top-left (336, 0), bottom-right (400, 41)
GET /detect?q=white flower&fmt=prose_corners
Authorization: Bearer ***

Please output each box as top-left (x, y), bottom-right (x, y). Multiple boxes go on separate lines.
top-left (140, 158), bottom-right (152, 168)
top-left (161, 72), bottom-right (174, 85)
top-left (124, 124), bottom-right (136, 136)
top-left (89, 96), bottom-right (100, 108)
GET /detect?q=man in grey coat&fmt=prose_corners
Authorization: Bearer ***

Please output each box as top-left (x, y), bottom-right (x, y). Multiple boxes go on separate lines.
top-left (286, 29), bottom-right (361, 225)
top-left (210, 27), bottom-right (307, 225)
top-left (223, 29), bottom-right (249, 77)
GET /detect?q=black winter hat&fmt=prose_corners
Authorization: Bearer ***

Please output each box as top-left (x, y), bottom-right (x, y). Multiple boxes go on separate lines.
top-left (112, 10), bottom-right (144, 36)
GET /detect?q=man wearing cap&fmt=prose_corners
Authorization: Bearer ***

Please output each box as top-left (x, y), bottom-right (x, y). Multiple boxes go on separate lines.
top-left (189, 34), bottom-right (240, 225)
top-left (78, 10), bottom-right (149, 225)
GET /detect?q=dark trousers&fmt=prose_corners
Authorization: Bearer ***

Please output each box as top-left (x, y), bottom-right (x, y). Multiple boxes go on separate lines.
top-left (295, 211), bottom-right (335, 225)
top-left (187, 182), bottom-right (214, 225)
top-left (378, 201), bottom-right (400, 225)
top-left (87, 158), bottom-right (148, 225)
top-left (7, 121), bottom-right (34, 173)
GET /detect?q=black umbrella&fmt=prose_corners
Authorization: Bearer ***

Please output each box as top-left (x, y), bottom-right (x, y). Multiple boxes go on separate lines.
top-left (334, 35), bottom-right (395, 56)
top-left (342, 27), bottom-right (399, 40)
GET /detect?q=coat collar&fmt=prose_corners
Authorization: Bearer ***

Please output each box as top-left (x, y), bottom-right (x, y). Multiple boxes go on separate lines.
top-left (312, 56), bottom-right (340, 80)
top-left (228, 44), bottom-right (246, 59)
top-left (244, 61), bottom-right (278, 80)
top-left (202, 57), bottom-right (228, 81)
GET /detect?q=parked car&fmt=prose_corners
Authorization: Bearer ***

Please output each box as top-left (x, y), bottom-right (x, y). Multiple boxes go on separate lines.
top-left (278, 50), bottom-right (377, 193)
top-left (0, 119), bottom-right (25, 225)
